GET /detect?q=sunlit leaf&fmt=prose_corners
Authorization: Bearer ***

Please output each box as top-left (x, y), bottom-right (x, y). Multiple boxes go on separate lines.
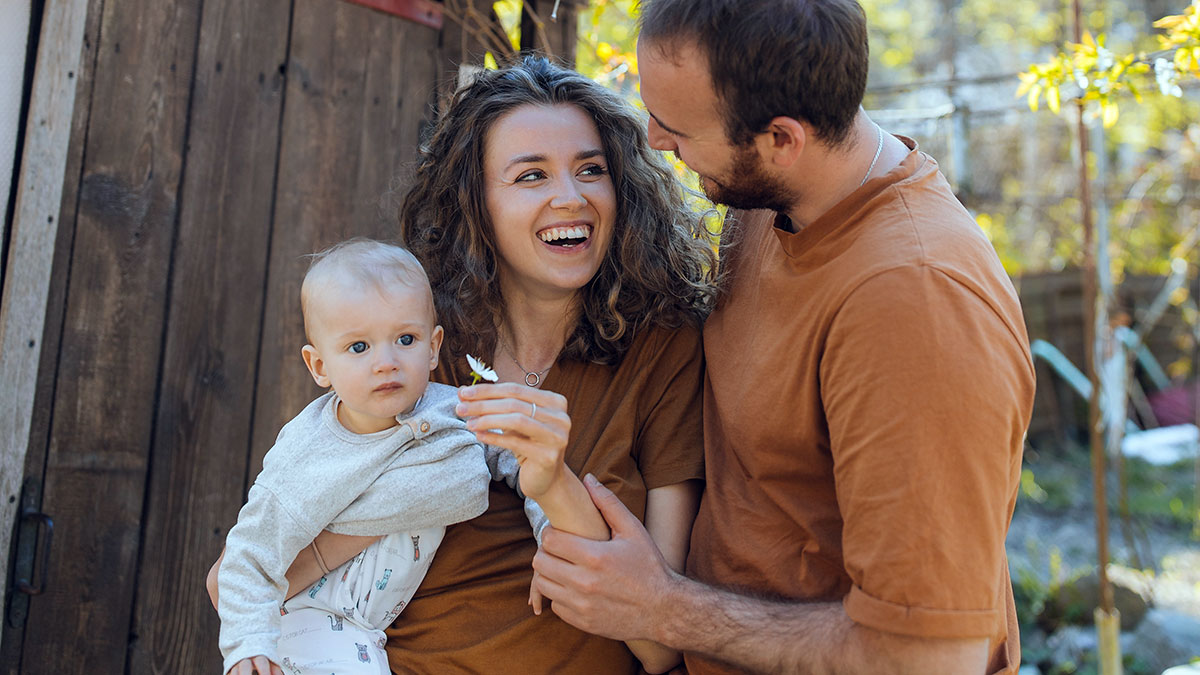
top-left (1102, 100), bottom-right (1120, 127)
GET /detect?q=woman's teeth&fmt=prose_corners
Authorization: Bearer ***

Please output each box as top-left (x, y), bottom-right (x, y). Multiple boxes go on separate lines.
top-left (538, 225), bottom-right (592, 243)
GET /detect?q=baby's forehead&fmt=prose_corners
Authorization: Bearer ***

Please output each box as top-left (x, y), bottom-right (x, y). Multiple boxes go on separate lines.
top-left (304, 268), bottom-right (435, 325)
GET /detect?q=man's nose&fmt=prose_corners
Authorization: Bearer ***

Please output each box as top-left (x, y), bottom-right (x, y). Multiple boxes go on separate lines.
top-left (647, 117), bottom-right (676, 152)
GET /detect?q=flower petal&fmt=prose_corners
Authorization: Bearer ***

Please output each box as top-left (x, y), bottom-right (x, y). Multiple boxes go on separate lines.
top-left (466, 354), bottom-right (499, 382)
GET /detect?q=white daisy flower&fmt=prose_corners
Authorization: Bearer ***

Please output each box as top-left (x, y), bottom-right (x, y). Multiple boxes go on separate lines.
top-left (466, 354), bottom-right (498, 384)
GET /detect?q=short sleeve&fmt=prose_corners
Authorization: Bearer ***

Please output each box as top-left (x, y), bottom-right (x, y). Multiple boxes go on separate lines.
top-left (634, 326), bottom-right (706, 489)
top-left (821, 265), bottom-right (1032, 639)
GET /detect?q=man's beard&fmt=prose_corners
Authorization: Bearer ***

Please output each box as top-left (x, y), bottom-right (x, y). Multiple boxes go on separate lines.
top-left (699, 143), bottom-right (796, 213)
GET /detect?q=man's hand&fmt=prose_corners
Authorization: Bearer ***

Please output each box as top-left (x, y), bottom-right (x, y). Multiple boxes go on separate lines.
top-left (228, 655), bottom-right (283, 675)
top-left (531, 474), bottom-right (678, 643)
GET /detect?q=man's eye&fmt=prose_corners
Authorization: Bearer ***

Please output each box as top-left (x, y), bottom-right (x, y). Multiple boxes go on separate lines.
top-left (349, 341), bottom-right (368, 354)
top-left (397, 334), bottom-right (415, 346)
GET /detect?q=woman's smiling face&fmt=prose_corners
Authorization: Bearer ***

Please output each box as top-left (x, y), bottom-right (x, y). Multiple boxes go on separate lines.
top-left (483, 103), bottom-right (617, 301)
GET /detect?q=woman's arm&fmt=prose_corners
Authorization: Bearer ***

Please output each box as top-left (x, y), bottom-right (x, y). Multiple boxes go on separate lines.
top-left (205, 531), bottom-right (380, 609)
top-left (625, 480), bottom-right (703, 674)
top-left (458, 383), bottom-right (702, 672)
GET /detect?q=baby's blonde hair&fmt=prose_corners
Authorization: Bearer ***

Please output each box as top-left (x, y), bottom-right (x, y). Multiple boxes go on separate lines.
top-left (300, 238), bottom-right (435, 342)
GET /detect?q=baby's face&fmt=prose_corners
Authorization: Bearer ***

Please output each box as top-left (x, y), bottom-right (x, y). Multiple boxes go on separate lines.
top-left (303, 275), bottom-right (441, 434)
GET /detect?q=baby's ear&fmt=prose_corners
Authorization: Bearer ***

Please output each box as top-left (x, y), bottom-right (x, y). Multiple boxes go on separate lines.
top-left (428, 325), bottom-right (445, 371)
top-left (301, 344), bottom-right (331, 388)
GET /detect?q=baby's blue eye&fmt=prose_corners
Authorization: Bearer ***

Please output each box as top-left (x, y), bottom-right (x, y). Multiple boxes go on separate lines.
top-left (397, 334), bottom-right (415, 346)
top-left (349, 341), bottom-right (368, 354)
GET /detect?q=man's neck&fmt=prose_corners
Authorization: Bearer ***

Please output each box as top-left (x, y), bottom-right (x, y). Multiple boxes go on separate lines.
top-left (781, 112), bottom-right (901, 233)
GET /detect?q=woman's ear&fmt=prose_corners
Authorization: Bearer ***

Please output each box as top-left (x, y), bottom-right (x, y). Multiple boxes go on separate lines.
top-left (301, 344), bottom-right (331, 388)
top-left (757, 116), bottom-right (807, 168)
top-left (428, 325), bottom-right (445, 371)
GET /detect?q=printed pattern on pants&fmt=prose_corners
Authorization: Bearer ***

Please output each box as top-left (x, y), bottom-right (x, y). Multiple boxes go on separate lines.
top-left (277, 526), bottom-right (445, 671)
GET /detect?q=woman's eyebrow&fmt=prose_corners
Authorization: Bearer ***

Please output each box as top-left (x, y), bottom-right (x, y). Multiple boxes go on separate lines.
top-left (505, 153), bottom-right (546, 171)
top-left (504, 149), bottom-right (605, 172)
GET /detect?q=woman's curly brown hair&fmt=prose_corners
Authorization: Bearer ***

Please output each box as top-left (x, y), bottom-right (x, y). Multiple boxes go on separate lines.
top-left (400, 55), bottom-right (718, 365)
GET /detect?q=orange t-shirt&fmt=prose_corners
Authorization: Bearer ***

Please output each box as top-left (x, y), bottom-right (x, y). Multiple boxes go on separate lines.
top-left (687, 141), bottom-right (1034, 674)
top-left (385, 325), bottom-right (705, 674)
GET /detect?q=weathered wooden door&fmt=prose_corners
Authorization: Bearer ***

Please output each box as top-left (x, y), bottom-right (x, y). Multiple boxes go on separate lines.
top-left (0, 0), bottom-right (576, 672)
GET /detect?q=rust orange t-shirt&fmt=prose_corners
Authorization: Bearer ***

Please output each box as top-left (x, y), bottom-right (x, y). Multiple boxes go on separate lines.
top-left (385, 325), bottom-right (705, 674)
top-left (687, 141), bottom-right (1034, 674)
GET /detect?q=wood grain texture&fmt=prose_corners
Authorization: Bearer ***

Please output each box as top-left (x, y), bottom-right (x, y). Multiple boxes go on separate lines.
top-left (0, 0), bottom-right (106, 668)
top-left (249, 0), bottom-right (440, 479)
top-left (16, 1), bottom-right (202, 671)
top-left (437, 0), bottom-right (496, 108)
top-left (0, 0), bottom-right (89, 657)
top-left (520, 0), bottom-right (579, 66)
top-left (124, 1), bottom-right (293, 672)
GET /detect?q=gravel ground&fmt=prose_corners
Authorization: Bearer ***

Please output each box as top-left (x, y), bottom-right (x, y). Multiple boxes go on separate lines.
top-left (1006, 503), bottom-right (1200, 617)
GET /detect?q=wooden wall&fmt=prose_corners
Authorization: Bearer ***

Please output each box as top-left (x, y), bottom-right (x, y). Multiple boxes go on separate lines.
top-left (1019, 270), bottom-right (1197, 447)
top-left (1, 0), bottom-right (578, 672)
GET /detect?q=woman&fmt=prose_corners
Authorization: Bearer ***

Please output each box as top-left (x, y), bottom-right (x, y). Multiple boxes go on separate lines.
top-left (211, 55), bottom-right (717, 673)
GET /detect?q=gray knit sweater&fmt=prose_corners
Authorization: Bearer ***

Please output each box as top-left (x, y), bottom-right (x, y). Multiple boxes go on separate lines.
top-left (218, 382), bottom-right (530, 671)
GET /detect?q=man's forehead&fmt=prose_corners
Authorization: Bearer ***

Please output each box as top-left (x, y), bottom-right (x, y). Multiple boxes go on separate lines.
top-left (637, 39), bottom-right (720, 130)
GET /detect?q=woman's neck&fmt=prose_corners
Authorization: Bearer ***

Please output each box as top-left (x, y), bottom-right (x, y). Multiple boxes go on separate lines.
top-left (494, 285), bottom-right (579, 382)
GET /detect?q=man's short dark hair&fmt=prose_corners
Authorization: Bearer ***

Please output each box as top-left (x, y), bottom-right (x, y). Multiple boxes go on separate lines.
top-left (640, 0), bottom-right (869, 147)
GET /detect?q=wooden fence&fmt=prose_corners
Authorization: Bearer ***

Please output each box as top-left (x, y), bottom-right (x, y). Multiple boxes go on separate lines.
top-left (0, 1), bottom-right (578, 672)
top-left (1018, 269), bottom-right (1196, 447)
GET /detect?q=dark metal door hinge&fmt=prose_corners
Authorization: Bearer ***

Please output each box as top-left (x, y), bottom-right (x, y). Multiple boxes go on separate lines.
top-left (6, 477), bottom-right (53, 629)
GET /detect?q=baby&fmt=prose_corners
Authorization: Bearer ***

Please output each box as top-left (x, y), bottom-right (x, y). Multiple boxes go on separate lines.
top-left (218, 239), bottom-right (539, 675)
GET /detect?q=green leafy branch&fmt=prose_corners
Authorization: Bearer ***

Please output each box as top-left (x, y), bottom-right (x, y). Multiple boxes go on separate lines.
top-left (1016, 0), bottom-right (1200, 126)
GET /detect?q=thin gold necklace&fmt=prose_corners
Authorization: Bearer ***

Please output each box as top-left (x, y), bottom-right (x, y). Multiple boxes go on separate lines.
top-left (497, 335), bottom-right (555, 387)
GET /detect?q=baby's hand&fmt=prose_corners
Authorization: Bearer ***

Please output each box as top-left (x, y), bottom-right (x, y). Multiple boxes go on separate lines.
top-left (228, 655), bottom-right (283, 675)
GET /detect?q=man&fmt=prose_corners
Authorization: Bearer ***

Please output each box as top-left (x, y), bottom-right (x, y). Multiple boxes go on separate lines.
top-left (530, 1), bottom-right (1035, 673)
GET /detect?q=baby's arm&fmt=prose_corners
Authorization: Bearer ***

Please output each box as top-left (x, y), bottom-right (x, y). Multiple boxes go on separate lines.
top-left (206, 531), bottom-right (380, 610)
top-left (218, 485), bottom-right (318, 673)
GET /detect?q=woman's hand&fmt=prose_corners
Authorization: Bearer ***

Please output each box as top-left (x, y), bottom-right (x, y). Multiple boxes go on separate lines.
top-left (456, 383), bottom-right (570, 499)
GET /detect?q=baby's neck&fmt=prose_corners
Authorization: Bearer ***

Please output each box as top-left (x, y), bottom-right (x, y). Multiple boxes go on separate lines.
top-left (335, 398), bottom-right (403, 435)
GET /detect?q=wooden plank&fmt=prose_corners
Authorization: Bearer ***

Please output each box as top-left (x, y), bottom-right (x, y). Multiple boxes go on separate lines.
top-left (123, 1), bottom-right (293, 671)
top-left (520, 0), bottom-right (579, 66)
top-left (16, 1), bottom-right (203, 671)
top-left (0, 0), bottom-right (30, 251)
top-left (437, 0), bottom-right (497, 108)
top-left (250, 0), bottom-right (440, 472)
top-left (0, 0), bottom-right (89, 655)
top-left (0, 5), bottom-right (103, 673)
top-left (344, 0), bottom-right (444, 29)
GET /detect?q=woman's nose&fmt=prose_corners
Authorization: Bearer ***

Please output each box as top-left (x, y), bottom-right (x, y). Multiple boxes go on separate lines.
top-left (549, 177), bottom-right (587, 210)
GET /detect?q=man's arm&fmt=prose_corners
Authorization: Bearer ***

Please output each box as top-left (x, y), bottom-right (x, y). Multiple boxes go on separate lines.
top-left (533, 476), bottom-right (989, 675)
